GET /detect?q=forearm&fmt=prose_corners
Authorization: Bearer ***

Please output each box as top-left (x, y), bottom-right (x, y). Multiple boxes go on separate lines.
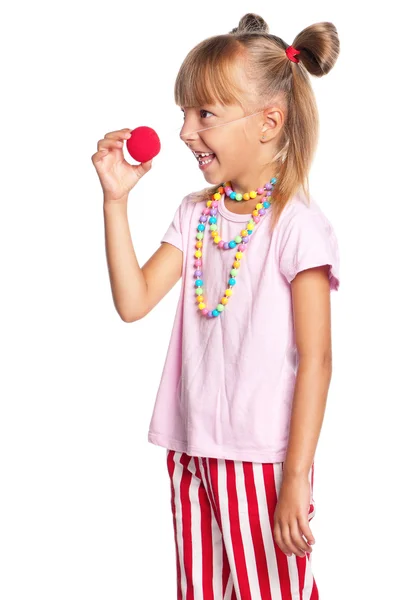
top-left (283, 356), bottom-right (332, 478)
top-left (103, 196), bottom-right (148, 321)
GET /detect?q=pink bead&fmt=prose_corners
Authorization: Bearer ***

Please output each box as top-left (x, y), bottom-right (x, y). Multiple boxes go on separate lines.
top-left (213, 201), bottom-right (218, 207)
top-left (194, 259), bottom-right (202, 267)
top-left (257, 187), bottom-right (264, 194)
top-left (202, 308), bottom-right (209, 316)
top-left (238, 244), bottom-right (246, 251)
top-left (253, 216), bottom-right (260, 223)
top-left (225, 187), bottom-right (231, 194)
top-left (218, 241), bottom-right (224, 248)
top-left (204, 208), bottom-right (210, 214)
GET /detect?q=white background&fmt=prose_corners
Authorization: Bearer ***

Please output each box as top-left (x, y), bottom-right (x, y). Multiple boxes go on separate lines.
top-left (1, 1), bottom-right (396, 598)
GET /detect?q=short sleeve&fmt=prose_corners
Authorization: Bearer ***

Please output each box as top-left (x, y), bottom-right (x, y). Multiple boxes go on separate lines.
top-left (160, 197), bottom-right (187, 252)
top-left (279, 209), bottom-right (340, 291)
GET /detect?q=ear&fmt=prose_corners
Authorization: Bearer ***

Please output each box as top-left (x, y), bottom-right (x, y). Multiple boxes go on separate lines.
top-left (261, 106), bottom-right (284, 136)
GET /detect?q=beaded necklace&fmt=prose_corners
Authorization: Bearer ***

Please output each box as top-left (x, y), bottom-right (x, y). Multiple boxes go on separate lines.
top-left (194, 177), bottom-right (277, 318)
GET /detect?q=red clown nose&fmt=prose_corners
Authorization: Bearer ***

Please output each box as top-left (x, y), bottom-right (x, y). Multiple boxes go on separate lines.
top-left (126, 126), bottom-right (161, 163)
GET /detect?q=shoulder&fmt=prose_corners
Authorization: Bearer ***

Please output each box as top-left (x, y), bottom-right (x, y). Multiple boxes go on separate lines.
top-left (276, 191), bottom-right (336, 237)
top-left (276, 191), bottom-right (340, 289)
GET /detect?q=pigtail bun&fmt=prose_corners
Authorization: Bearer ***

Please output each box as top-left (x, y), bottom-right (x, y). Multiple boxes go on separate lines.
top-left (292, 22), bottom-right (340, 77)
top-left (230, 13), bottom-right (269, 35)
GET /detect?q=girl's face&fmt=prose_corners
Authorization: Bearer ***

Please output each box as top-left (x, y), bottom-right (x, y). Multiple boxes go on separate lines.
top-left (179, 103), bottom-right (270, 187)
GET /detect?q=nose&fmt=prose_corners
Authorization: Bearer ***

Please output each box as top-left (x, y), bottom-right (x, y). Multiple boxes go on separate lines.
top-left (179, 115), bottom-right (200, 148)
top-left (180, 128), bottom-right (198, 148)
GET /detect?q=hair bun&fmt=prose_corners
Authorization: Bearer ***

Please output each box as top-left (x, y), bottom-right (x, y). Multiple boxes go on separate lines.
top-left (230, 13), bottom-right (269, 35)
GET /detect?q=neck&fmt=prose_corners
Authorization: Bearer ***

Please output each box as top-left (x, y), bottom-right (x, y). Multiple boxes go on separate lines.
top-left (228, 165), bottom-right (278, 196)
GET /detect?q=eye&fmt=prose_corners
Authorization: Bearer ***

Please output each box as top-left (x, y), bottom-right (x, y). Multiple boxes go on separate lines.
top-left (200, 109), bottom-right (214, 119)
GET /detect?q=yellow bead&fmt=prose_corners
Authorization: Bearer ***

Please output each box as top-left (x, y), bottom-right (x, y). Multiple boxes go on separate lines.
top-left (197, 295), bottom-right (204, 303)
top-left (225, 289), bottom-right (233, 297)
top-left (243, 193), bottom-right (250, 201)
top-left (196, 241), bottom-right (203, 248)
top-left (233, 261), bottom-right (240, 269)
top-left (198, 302), bottom-right (206, 310)
top-left (221, 297), bottom-right (228, 305)
top-left (213, 192), bottom-right (221, 200)
top-left (207, 200), bottom-right (212, 207)
top-left (252, 210), bottom-right (258, 217)
top-left (247, 223), bottom-right (254, 230)
top-left (194, 250), bottom-right (202, 258)
top-left (214, 236), bottom-right (221, 243)
top-left (241, 230), bottom-right (248, 237)
top-left (250, 191), bottom-right (257, 199)
top-left (256, 203), bottom-right (263, 210)
top-left (236, 251), bottom-right (243, 259)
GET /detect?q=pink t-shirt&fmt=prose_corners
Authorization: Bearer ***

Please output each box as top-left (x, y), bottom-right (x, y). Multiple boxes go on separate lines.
top-left (147, 189), bottom-right (340, 462)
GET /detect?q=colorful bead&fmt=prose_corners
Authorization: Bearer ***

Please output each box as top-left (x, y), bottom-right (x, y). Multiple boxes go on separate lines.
top-left (193, 177), bottom-right (277, 317)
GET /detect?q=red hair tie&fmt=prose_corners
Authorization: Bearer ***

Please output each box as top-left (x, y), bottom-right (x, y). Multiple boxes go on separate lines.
top-left (286, 45), bottom-right (300, 63)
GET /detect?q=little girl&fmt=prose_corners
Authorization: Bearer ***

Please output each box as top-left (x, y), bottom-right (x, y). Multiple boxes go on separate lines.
top-left (92, 13), bottom-right (340, 600)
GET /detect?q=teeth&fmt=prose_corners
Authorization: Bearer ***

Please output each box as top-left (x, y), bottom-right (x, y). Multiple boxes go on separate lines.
top-left (199, 156), bottom-right (214, 165)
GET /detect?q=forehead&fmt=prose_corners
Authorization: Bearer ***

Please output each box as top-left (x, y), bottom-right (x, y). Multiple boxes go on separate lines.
top-left (175, 50), bottom-right (250, 111)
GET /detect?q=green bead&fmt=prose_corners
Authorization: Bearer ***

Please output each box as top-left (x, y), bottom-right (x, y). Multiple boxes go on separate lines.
top-left (235, 193), bottom-right (243, 201)
top-left (217, 304), bottom-right (225, 312)
top-left (210, 224), bottom-right (217, 231)
top-left (230, 268), bottom-right (237, 277)
top-left (196, 232), bottom-right (204, 240)
top-left (234, 236), bottom-right (242, 244)
top-left (196, 287), bottom-right (203, 295)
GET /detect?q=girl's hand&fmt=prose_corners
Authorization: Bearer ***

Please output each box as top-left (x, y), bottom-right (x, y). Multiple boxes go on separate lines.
top-left (91, 128), bottom-right (153, 202)
top-left (273, 472), bottom-right (315, 558)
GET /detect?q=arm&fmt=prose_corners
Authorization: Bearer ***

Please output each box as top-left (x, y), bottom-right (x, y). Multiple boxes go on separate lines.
top-left (273, 264), bottom-right (332, 558)
top-left (103, 197), bottom-right (183, 322)
top-left (283, 264), bottom-right (333, 477)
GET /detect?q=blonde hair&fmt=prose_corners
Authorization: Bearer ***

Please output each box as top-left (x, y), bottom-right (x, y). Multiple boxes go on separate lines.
top-left (174, 14), bottom-right (340, 232)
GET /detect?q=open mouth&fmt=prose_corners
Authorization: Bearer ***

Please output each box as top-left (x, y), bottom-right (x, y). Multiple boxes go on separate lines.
top-left (192, 151), bottom-right (216, 169)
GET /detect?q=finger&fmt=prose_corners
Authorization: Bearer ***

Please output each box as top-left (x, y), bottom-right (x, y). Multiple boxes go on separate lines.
top-left (298, 516), bottom-right (316, 547)
top-left (98, 138), bottom-right (125, 152)
top-left (91, 148), bottom-right (112, 163)
top-left (280, 523), bottom-right (297, 557)
top-left (273, 523), bottom-right (291, 556)
top-left (289, 521), bottom-right (310, 557)
top-left (133, 159), bottom-right (153, 178)
top-left (104, 129), bottom-right (132, 140)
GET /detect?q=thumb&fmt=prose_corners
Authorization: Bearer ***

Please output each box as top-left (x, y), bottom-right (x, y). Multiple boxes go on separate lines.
top-left (134, 158), bottom-right (153, 179)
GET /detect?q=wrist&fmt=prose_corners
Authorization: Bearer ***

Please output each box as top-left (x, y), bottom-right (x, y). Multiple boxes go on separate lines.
top-left (103, 194), bottom-right (128, 208)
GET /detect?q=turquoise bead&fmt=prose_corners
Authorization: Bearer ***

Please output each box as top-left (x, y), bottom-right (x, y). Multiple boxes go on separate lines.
top-left (229, 241), bottom-right (236, 248)
top-left (270, 177), bottom-right (277, 184)
top-left (229, 278), bottom-right (236, 286)
top-left (212, 309), bottom-right (220, 317)
top-left (230, 192), bottom-right (236, 200)
top-left (247, 229), bottom-right (253, 235)
top-left (195, 279), bottom-right (203, 287)
top-left (198, 224), bottom-right (205, 231)
top-left (209, 216), bottom-right (217, 224)
top-left (263, 201), bottom-right (270, 208)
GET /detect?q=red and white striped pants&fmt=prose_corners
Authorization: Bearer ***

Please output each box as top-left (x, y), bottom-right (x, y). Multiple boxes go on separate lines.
top-left (166, 450), bottom-right (318, 600)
